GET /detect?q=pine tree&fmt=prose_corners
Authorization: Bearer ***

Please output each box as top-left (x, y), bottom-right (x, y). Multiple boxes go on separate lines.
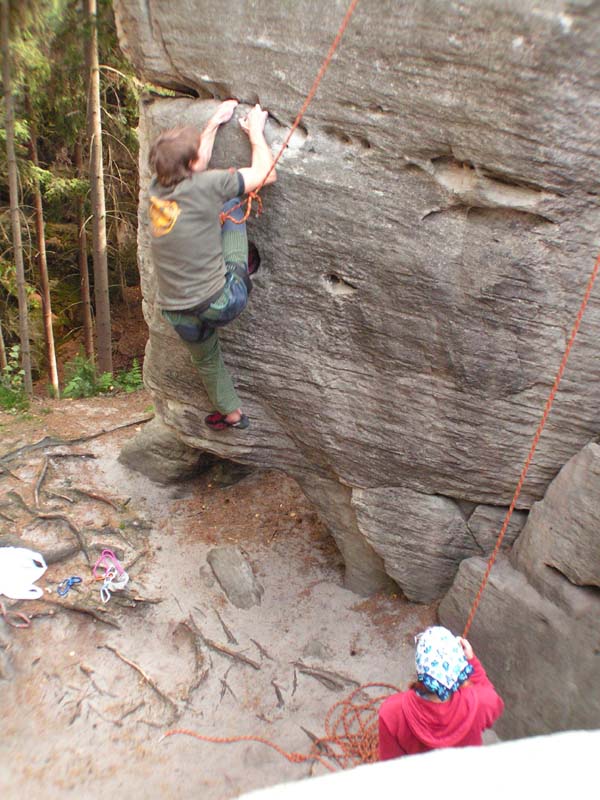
top-left (1, 0), bottom-right (33, 396)
top-left (84, 0), bottom-right (112, 375)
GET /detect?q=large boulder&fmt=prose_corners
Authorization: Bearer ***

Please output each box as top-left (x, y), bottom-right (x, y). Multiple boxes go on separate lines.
top-left (512, 442), bottom-right (600, 591)
top-left (440, 442), bottom-right (600, 738)
top-left (114, 0), bottom-right (600, 596)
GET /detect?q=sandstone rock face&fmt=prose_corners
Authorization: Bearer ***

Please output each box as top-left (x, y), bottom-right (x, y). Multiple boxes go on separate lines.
top-left (114, 0), bottom-right (600, 597)
top-left (440, 443), bottom-right (600, 738)
top-left (118, 416), bottom-right (213, 483)
top-left (512, 442), bottom-right (600, 590)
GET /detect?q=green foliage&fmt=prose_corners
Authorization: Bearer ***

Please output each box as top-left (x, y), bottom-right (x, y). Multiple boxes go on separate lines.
top-left (114, 358), bottom-right (143, 393)
top-left (63, 354), bottom-right (143, 399)
top-left (1, 0), bottom-right (143, 372)
top-left (0, 345), bottom-right (29, 413)
top-left (62, 353), bottom-right (98, 398)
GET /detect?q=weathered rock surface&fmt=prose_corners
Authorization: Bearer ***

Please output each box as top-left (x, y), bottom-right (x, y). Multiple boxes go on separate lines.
top-left (207, 545), bottom-right (264, 609)
top-left (114, 0), bottom-right (600, 597)
top-left (465, 504), bottom-right (527, 554)
top-left (118, 416), bottom-right (212, 483)
top-left (440, 442), bottom-right (600, 738)
top-left (512, 442), bottom-right (600, 590)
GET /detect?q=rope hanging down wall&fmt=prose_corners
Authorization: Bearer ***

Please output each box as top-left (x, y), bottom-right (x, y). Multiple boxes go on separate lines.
top-left (162, 249), bottom-right (600, 769)
top-left (164, 0), bottom-right (600, 773)
top-left (220, 0), bottom-right (361, 225)
top-left (462, 248), bottom-right (600, 637)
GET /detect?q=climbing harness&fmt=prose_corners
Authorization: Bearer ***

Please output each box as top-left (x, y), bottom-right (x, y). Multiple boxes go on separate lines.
top-left (56, 576), bottom-right (82, 597)
top-left (220, 0), bottom-right (361, 226)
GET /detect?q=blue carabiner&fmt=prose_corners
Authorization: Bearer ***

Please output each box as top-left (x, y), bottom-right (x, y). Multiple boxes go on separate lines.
top-left (57, 576), bottom-right (82, 597)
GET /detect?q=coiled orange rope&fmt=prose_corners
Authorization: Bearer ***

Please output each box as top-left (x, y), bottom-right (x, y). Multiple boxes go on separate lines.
top-left (220, 0), bottom-right (361, 225)
top-left (162, 253), bottom-right (600, 770)
top-left (162, 682), bottom-right (399, 770)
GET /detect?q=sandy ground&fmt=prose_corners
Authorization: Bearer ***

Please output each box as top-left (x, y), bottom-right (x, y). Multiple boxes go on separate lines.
top-left (0, 392), bottom-right (435, 799)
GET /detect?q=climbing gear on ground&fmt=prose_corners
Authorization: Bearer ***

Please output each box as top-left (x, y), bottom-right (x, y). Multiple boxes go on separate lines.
top-left (92, 549), bottom-right (125, 580)
top-left (100, 566), bottom-right (130, 604)
top-left (57, 576), bottom-right (82, 597)
top-left (93, 549), bottom-right (129, 604)
top-left (0, 600), bottom-right (30, 629)
top-left (0, 547), bottom-right (47, 600)
top-left (205, 412), bottom-right (250, 431)
top-left (220, 0), bottom-right (360, 226)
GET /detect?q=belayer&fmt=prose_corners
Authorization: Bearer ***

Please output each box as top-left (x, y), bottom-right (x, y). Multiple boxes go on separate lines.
top-left (379, 626), bottom-right (504, 759)
top-left (147, 100), bottom-right (276, 431)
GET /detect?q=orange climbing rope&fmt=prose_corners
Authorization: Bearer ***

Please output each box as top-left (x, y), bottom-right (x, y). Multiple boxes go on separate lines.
top-left (220, 0), bottom-right (361, 225)
top-left (165, 0), bottom-right (600, 766)
top-left (162, 682), bottom-right (398, 770)
top-left (161, 253), bottom-right (600, 770)
top-left (462, 248), bottom-right (600, 637)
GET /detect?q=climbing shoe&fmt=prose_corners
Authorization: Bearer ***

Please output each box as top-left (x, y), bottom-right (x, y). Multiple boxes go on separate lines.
top-left (205, 412), bottom-right (250, 431)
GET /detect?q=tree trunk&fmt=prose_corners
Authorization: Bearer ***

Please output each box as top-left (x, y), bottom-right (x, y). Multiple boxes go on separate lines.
top-left (0, 317), bottom-right (7, 371)
top-left (75, 139), bottom-right (95, 361)
top-left (26, 91), bottom-right (60, 398)
top-left (84, 0), bottom-right (112, 375)
top-left (1, 0), bottom-right (33, 396)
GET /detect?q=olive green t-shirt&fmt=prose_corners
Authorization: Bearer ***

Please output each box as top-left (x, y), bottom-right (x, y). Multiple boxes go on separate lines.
top-left (148, 168), bottom-right (243, 310)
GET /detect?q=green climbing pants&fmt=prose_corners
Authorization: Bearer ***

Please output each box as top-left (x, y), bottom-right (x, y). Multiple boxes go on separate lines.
top-left (183, 331), bottom-right (241, 415)
top-left (162, 197), bottom-right (249, 416)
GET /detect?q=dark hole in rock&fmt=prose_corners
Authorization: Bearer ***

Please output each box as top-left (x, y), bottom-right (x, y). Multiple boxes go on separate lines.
top-left (323, 125), bottom-right (353, 145)
top-left (325, 273), bottom-right (358, 296)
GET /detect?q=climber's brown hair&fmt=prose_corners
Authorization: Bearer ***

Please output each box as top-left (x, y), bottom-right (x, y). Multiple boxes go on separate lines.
top-left (149, 126), bottom-right (202, 188)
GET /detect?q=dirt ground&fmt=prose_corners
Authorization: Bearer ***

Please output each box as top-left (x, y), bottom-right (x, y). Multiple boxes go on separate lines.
top-left (0, 392), bottom-right (436, 799)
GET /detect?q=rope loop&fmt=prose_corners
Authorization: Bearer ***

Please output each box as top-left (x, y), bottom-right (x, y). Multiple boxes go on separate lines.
top-left (220, 191), bottom-right (263, 226)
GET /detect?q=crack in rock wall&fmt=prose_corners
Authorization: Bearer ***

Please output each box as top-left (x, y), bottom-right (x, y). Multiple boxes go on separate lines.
top-left (115, 0), bottom-right (600, 598)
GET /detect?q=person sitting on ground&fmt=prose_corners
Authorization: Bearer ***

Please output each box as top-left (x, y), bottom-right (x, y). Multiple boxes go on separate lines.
top-left (378, 625), bottom-right (504, 760)
top-left (148, 99), bottom-right (276, 431)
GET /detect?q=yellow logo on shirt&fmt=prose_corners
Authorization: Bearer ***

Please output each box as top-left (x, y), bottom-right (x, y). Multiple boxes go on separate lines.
top-left (149, 196), bottom-right (180, 237)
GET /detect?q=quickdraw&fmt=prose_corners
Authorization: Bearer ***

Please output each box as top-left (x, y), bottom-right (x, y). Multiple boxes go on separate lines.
top-left (57, 576), bottom-right (82, 597)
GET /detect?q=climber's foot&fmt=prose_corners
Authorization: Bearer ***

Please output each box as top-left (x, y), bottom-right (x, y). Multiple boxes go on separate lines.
top-left (205, 410), bottom-right (250, 431)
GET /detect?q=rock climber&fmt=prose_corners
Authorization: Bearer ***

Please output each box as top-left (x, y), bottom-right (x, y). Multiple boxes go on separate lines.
top-left (147, 99), bottom-right (276, 431)
top-left (378, 626), bottom-right (504, 759)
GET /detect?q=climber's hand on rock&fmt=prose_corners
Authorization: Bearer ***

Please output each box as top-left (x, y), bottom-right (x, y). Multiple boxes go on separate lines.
top-left (239, 104), bottom-right (269, 142)
top-left (211, 99), bottom-right (239, 126)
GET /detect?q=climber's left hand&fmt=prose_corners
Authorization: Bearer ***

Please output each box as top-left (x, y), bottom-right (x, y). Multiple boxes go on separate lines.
top-left (211, 99), bottom-right (239, 126)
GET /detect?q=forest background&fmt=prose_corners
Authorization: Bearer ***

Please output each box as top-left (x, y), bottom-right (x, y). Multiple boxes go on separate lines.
top-left (0, 0), bottom-right (161, 409)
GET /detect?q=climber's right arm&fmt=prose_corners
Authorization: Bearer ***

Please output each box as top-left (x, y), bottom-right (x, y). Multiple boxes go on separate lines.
top-left (238, 104), bottom-right (277, 193)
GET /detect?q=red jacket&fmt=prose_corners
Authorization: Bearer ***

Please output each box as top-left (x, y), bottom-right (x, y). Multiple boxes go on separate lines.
top-left (378, 656), bottom-right (504, 760)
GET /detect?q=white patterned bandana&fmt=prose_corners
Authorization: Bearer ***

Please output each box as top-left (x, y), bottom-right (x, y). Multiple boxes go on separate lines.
top-left (415, 626), bottom-right (473, 701)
